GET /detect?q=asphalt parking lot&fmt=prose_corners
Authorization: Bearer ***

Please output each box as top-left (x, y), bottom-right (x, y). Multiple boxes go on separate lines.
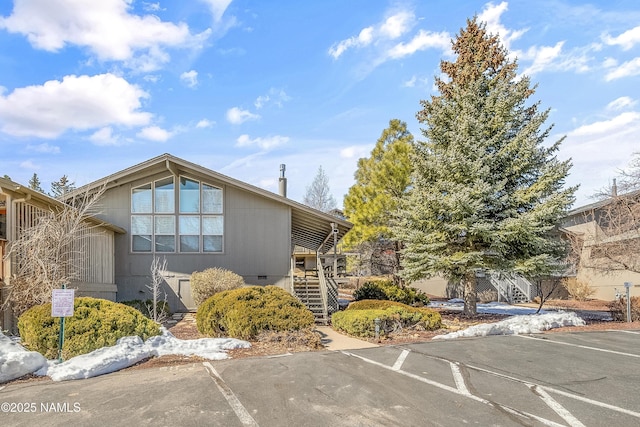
top-left (2, 329), bottom-right (639, 426)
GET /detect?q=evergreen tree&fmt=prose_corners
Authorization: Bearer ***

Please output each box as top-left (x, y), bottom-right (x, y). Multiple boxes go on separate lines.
top-left (303, 166), bottom-right (337, 212)
top-left (28, 173), bottom-right (45, 193)
top-left (50, 175), bottom-right (76, 198)
top-left (343, 119), bottom-right (413, 277)
top-left (394, 17), bottom-right (576, 315)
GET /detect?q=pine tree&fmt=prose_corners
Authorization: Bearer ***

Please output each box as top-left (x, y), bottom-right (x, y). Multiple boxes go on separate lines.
top-left (303, 166), bottom-right (337, 212)
top-left (50, 175), bottom-right (76, 198)
top-left (394, 17), bottom-right (576, 315)
top-left (343, 119), bottom-right (413, 277)
top-left (28, 173), bottom-right (44, 193)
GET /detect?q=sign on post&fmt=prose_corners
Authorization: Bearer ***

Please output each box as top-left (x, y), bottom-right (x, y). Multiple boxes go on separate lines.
top-left (52, 289), bottom-right (75, 317)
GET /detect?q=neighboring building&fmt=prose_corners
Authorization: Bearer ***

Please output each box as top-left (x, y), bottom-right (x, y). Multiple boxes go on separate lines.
top-left (61, 154), bottom-right (352, 314)
top-left (560, 192), bottom-right (640, 300)
top-left (0, 177), bottom-right (123, 331)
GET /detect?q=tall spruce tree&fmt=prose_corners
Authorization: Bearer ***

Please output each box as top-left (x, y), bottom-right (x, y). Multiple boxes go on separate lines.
top-left (28, 173), bottom-right (44, 193)
top-left (343, 119), bottom-right (413, 277)
top-left (394, 17), bottom-right (576, 315)
top-left (50, 175), bottom-right (76, 198)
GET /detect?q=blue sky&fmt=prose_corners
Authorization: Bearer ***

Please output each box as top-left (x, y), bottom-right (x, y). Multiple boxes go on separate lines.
top-left (1, 0), bottom-right (639, 208)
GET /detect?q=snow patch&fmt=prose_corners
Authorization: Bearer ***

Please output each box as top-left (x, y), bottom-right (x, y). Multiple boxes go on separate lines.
top-left (0, 332), bottom-right (48, 383)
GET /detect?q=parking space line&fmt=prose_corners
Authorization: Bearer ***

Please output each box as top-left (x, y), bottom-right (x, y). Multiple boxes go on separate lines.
top-left (468, 364), bottom-right (640, 420)
top-left (517, 334), bottom-right (640, 358)
top-left (392, 349), bottom-right (410, 371)
top-left (342, 351), bottom-right (565, 427)
top-left (449, 362), bottom-right (471, 395)
top-left (203, 362), bottom-right (259, 427)
top-left (609, 330), bottom-right (640, 335)
top-left (529, 385), bottom-right (586, 427)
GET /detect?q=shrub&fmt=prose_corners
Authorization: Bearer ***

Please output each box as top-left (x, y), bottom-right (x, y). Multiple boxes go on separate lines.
top-left (353, 280), bottom-right (430, 305)
top-left (331, 301), bottom-right (442, 338)
top-left (191, 267), bottom-right (245, 306)
top-left (196, 286), bottom-right (314, 340)
top-left (18, 297), bottom-right (161, 360)
top-left (562, 278), bottom-right (596, 301)
top-left (609, 297), bottom-right (640, 322)
top-left (120, 299), bottom-right (171, 320)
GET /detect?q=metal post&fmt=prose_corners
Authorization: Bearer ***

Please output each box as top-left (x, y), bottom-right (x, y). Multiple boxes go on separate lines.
top-left (58, 283), bottom-right (66, 362)
top-left (624, 282), bottom-right (632, 323)
top-left (374, 318), bottom-right (381, 342)
top-left (331, 222), bottom-right (338, 278)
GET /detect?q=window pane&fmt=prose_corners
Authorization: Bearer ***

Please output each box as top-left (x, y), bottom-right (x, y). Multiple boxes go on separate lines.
top-left (155, 216), bottom-right (175, 234)
top-left (180, 177), bottom-right (200, 213)
top-left (203, 235), bottom-right (223, 252)
top-left (180, 235), bottom-right (199, 252)
top-left (131, 215), bottom-right (152, 234)
top-left (202, 184), bottom-right (222, 213)
top-left (202, 216), bottom-right (223, 235)
top-left (155, 177), bottom-right (174, 213)
top-left (180, 216), bottom-right (200, 235)
top-left (133, 235), bottom-right (152, 252)
top-left (155, 235), bottom-right (175, 252)
top-left (132, 184), bottom-right (152, 213)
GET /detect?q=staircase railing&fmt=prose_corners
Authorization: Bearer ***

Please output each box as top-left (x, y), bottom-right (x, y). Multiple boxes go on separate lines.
top-left (316, 257), bottom-right (339, 322)
top-left (487, 272), bottom-right (534, 303)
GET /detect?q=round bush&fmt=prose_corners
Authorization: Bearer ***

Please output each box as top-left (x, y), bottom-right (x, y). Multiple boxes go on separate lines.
top-left (18, 297), bottom-right (161, 360)
top-left (331, 302), bottom-right (442, 338)
top-left (353, 280), bottom-right (430, 305)
top-left (191, 267), bottom-right (245, 306)
top-left (196, 286), bottom-right (315, 340)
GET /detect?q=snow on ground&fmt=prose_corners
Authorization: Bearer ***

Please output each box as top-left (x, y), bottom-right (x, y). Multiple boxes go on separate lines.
top-left (428, 299), bottom-right (548, 316)
top-left (1, 328), bottom-right (250, 383)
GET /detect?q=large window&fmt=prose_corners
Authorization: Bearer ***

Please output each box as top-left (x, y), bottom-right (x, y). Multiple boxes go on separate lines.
top-left (131, 176), bottom-right (223, 253)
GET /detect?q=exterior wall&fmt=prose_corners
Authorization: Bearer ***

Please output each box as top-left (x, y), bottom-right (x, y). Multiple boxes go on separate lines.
top-left (101, 171), bottom-right (292, 312)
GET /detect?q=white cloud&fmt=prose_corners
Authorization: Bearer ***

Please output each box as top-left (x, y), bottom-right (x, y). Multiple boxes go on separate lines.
top-left (26, 143), bottom-right (60, 154)
top-left (519, 42), bottom-right (565, 76)
top-left (328, 27), bottom-right (374, 59)
top-left (387, 29), bottom-right (450, 59)
top-left (19, 160), bottom-right (39, 170)
top-left (236, 134), bottom-right (289, 150)
top-left (143, 74), bottom-right (161, 83)
top-left (143, 2), bottom-right (162, 12)
top-left (568, 112), bottom-right (640, 137)
top-left (254, 88), bottom-right (291, 109)
top-left (0, 73), bottom-right (152, 138)
top-left (605, 57), bottom-right (640, 81)
top-left (89, 127), bottom-right (120, 146)
top-left (380, 11), bottom-right (414, 39)
top-left (607, 96), bottom-right (637, 111)
top-left (199, 0), bottom-right (233, 22)
top-left (603, 25), bottom-right (640, 50)
top-left (603, 57), bottom-right (618, 68)
top-left (226, 107), bottom-right (260, 124)
top-left (196, 119), bottom-right (214, 128)
top-left (180, 70), bottom-right (198, 88)
top-left (478, 1), bottom-right (527, 51)
top-left (0, 0), bottom-right (210, 72)
top-left (340, 145), bottom-right (372, 159)
top-left (136, 126), bottom-right (173, 142)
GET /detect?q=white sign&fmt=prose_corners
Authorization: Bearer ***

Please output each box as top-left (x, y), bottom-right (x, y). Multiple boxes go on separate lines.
top-left (52, 289), bottom-right (75, 317)
top-left (624, 282), bottom-right (633, 289)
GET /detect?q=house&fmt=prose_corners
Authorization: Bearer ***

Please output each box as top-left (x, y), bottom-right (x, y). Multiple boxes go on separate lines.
top-left (60, 154), bottom-right (352, 318)
top-left (560, 190), bottom-right (640, 300)
top-left (0, 177), bottom-right (124, 331)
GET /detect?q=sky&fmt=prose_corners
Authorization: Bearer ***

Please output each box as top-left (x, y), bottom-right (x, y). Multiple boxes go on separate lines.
top-left (1, 304), bottom-right (585, 383)
top-left (1, 1), bottom-right (640, 208)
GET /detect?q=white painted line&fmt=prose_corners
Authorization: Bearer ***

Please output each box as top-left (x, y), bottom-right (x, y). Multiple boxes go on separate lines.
top-left (529, 385), bottom-right (586, 427)
top-left (449, 362), bottom-right (470, 395)
top-left (609, 330), bottom-right (640, 335)
top-left (517, 334), bottom-right (640, 358)
top-left (342, 351), bottom-right (564, 427)
top-left (468, 364), bottom-right (640, 420)
top-left (203, 362), bottom-right (259, 427)
top-left (392, 349), bottom-right (410, 371)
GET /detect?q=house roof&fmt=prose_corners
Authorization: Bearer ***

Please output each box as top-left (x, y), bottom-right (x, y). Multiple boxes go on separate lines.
top-left (0, 177), bottom-right (125, 234)
top-left (66, 153), bottom-right (352, 253)
top-left (566, 188), bottom-right (640, 217)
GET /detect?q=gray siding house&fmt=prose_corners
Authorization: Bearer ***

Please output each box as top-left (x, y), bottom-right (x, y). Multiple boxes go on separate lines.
top-left (65, 154), bottom-right (352, 313)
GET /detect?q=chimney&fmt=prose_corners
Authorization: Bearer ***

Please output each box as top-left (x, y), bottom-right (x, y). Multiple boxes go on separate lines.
top-left (612, 178), bottom-right (618, 197)
top-left (278, 164), bottom-right (287, 197)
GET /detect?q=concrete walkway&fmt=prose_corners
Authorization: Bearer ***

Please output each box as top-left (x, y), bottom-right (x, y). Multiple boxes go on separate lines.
top-left (315, 326), bottom-right (379, 350)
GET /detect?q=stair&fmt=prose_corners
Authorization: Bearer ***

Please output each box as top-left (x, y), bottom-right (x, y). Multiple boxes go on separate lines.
top-left (293, 279), bottom-right (328, 324)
